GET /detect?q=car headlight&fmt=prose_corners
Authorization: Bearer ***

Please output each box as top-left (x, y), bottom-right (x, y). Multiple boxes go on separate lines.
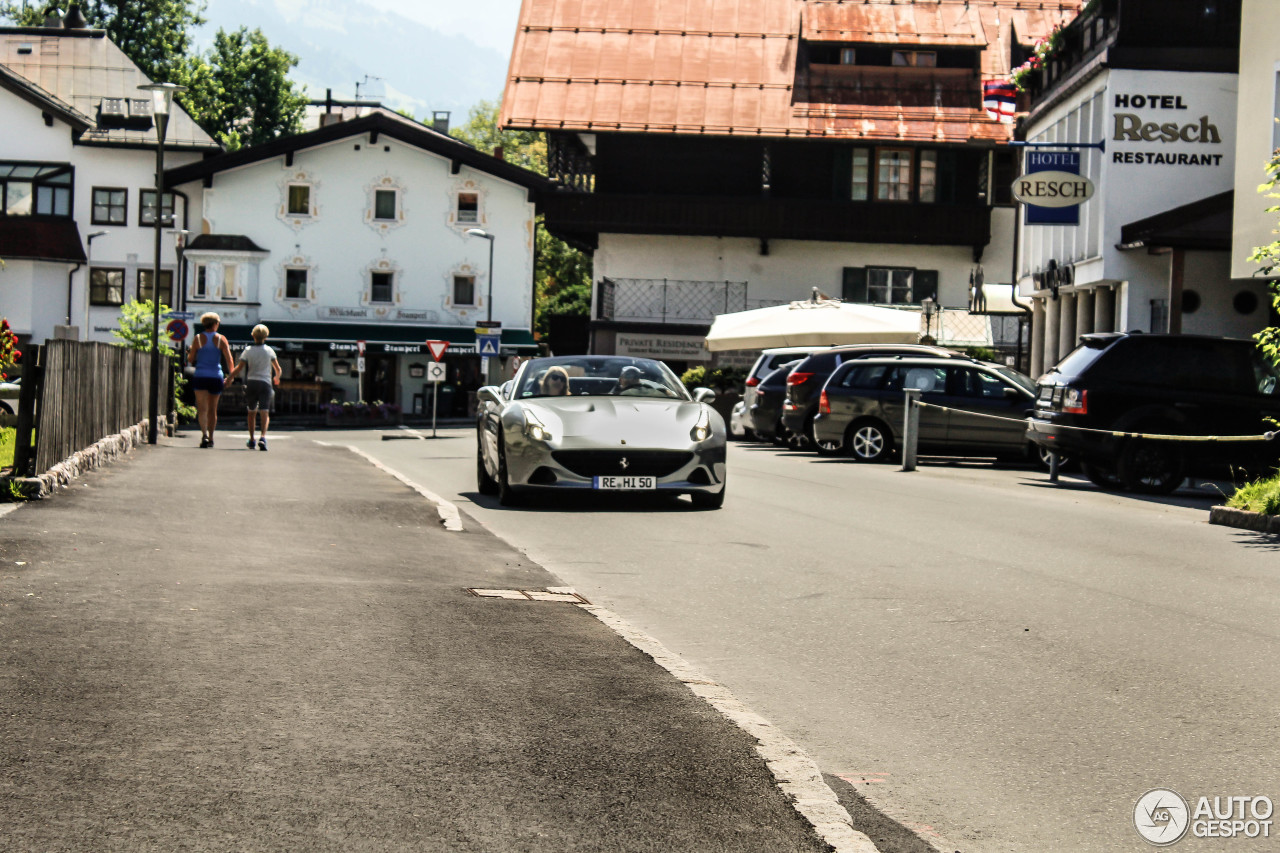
top-left (691, 408), bottom-right (711, 442)
top-left (524, 410), bottom-right (552, 442)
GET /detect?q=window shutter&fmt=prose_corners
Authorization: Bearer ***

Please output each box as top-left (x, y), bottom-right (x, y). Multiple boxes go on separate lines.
top-left (914, 270), bottom-right (938, 303)
top-left (842, 267), bottom-right (867, 302)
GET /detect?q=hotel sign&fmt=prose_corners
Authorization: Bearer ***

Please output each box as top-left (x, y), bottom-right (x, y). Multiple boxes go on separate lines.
top-left (1018, 151), bottom-right (1091, 225)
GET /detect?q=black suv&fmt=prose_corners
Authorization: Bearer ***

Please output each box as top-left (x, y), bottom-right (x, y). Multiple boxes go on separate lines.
top-left (781, 344), bottom-right (961, 450)
top-left (1027, 333), bottom-right (1280, 494)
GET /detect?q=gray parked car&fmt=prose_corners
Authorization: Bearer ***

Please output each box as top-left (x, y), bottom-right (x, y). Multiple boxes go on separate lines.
top-left (812, 356), bottom-right (1039, 462)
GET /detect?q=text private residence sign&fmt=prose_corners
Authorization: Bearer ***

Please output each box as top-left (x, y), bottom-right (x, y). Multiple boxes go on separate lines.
top-left (1011, 171), bottom-right (1095, 207)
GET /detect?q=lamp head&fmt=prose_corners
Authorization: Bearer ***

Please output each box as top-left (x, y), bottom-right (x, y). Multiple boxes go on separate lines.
top-left (465, 228), bottom-right (492, 239)
top-left (138, 82), bottom-right (187, 116)
top-left (87, 230), bottom-right (108, 240)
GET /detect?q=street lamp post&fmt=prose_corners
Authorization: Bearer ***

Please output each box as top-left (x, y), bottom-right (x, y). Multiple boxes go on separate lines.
top-left (921, 296), bottom-right (938, 341)
top-left (465, 228), bottom-right (497, 383)
top-left (139, 82), bottom-right (186, 445)
top-left (465, 228), bottom-right (496, 323)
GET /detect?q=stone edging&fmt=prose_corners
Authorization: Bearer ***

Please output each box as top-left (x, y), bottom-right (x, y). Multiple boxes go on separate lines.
top-left (1209, 505), bottom-right (1280, 535)
top-left (2, 419), bottom-right (152, 500)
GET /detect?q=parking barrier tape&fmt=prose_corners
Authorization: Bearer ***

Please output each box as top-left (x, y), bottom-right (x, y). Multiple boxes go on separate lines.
top-left (913, 401), bottom-right (1279, 443)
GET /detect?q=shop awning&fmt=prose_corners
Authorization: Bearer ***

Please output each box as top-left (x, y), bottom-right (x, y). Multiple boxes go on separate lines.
top-left (218, 322), bottom-right (538, 354)
top-left (1118, 191), bottom-right (1233, 251)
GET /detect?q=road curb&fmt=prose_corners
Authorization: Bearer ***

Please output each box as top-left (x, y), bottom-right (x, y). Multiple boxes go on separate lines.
top-left (1209, 504), bottom-right (1280, 534)
top-left (579, 602), bottom-right (882, 853)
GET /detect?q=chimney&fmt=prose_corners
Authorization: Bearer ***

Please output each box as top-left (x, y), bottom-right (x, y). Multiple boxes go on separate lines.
top-left (493, 146), bottom-right (505, 161)
top-left (43, 6), bottom-right (64, 28)
top-left (320, 112), bottom-right (344, 127)
top-left (432, 110), bottom-right (450, 135)
top-left (63, 3), bottom-right (87, 28)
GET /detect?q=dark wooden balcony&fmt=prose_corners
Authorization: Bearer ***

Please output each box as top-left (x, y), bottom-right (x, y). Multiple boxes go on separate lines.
top-left (799, 65), bottom-right (981, 109)
top-left (541, 193), bottom-right (991, 247)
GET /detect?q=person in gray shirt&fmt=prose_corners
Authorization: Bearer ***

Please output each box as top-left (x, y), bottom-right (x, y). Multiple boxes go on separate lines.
top-left (227, 324), bottom-right (282, 451)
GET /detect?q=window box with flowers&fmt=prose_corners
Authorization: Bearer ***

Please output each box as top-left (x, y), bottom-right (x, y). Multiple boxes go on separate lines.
top-left (1011, 25), bottom-right (1064, 93)
top-left (322, 399), bottom-right (402, 426)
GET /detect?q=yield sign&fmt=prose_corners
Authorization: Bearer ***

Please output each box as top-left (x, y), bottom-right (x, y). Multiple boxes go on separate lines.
top-left (425, 339), bottom-right (449, 362)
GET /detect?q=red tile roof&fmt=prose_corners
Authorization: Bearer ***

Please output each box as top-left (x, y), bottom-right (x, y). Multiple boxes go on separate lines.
top-left (502, 0), bottom-right (1082, 142)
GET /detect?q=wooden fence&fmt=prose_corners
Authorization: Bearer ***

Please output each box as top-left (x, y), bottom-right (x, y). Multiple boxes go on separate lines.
top-left (12, 341), bottom-right (158, 476)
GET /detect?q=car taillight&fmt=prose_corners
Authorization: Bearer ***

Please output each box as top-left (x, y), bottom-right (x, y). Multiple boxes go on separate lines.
top-left (1062, 388), bottom-right (1087, 414)
top-left (819, 390), bottom-right (831, 414)
top-left (745, 376), bottom-right (760, 387)
top-left (787, 372), bottom-right (813, 386)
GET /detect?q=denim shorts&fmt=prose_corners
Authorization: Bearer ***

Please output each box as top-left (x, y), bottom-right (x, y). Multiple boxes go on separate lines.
top-left (244, 380), bottom-right (274, 411)
top-left (191, 376), bottom-right (224, 394)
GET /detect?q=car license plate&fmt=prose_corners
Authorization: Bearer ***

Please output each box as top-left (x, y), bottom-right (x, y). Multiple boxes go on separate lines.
top-left (593, 475), bottom-right (656, 490)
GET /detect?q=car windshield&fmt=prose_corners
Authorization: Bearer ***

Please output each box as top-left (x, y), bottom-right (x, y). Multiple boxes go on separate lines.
top-left (516, 356), bottom-right (691, 400)
top-left (994, 367), bottom-right (1036, 393)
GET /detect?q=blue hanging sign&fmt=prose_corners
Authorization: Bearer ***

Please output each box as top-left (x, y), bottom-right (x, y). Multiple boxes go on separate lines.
top-left (1019, 151), bottom-right (1087, 226)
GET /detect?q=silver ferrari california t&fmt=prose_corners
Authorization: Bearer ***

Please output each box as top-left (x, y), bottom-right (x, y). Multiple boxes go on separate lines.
top-left (475, 355), bottom-right (727, 508)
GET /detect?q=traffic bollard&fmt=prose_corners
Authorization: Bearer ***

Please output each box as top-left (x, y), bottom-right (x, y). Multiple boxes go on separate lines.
top-left (901, 388), bottom-right (921, 472)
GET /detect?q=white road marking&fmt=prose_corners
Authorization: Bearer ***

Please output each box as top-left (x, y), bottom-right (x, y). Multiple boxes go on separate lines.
top-left (313, 441), bottom-right (463, 531)
top-left (578, 602), bottom-right (882, 853)
top-left (0, 504), bottom-right (22, 519)
top-left (396, 425), bottom-right (428, 439)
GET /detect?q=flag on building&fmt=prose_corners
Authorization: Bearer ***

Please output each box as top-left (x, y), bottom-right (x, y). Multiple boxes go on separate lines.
top-left (983, 80), bottom-right (1017, 123)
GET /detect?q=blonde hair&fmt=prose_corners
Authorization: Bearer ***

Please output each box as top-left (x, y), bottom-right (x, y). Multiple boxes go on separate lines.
top-left (539, 365), bottom-right (572, 395)
top-left (251, 324), bottom-right (269, 343)
top-left (199, 312), bottom-right (221, 330)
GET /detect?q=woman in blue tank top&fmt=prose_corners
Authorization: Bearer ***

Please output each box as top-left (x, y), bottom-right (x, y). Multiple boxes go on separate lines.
top-left (186, 312), bottom-right (234, 448)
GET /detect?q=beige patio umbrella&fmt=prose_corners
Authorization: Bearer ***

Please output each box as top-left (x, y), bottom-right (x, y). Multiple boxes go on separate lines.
top-left (704, 297), bottom-right (922, 352)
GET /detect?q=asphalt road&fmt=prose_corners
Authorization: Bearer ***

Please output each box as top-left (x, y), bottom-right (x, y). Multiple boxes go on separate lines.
top-left (336, 426), bottom-right (1280, 853)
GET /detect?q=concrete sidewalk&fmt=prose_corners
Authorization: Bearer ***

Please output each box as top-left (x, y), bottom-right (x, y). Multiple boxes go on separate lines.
top-left (0, 433), bottom-right (853, 852)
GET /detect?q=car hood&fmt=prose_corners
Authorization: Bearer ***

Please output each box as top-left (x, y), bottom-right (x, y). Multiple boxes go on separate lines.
top-left (522, 397), bottom-right (707, 444)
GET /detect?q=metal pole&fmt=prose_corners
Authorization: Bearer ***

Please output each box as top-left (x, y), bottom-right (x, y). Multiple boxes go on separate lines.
top-left (147, 114), bottom-right (167, 445)
top-left (486, 235), bottom-right (494, 323)
top-left (901, 388), bottom-right (921, 472)
top-left (1048, 451), bottom-right (1060, 483)
top-left (432, 382), bottom-right (438, 438)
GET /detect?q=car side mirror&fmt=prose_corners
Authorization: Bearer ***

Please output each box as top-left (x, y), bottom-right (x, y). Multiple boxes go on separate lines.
top-left (499, 380), bottom-right (513, 400)
top-left (476, 385), bottom-right (503, 406)
top-left (693, 387), bottom-right (716, 403)
top-left (1003, 387), bottom-right (1021, 399)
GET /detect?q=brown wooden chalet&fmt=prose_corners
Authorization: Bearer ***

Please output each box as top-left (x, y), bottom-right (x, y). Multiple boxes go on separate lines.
top-left (503, 0), bottom-right (1082, 258)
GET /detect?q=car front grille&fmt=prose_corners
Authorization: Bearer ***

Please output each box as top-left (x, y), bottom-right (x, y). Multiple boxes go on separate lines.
top-left (552, 450), bottom-right (694, 478)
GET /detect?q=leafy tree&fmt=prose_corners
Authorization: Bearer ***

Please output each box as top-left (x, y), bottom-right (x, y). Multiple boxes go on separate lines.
top-left (112, 300), bottom-right (194, 419)
top-left (177, 27), bottom-right (306, 150)
top-left (451, 100), bottom-right (592, 350)
top-left (1248, 148), bottom-right (1280, 370)
top-left (0, 0), bottom-right (205, 83)
top-left (450, 98), bottom-right (546, 173)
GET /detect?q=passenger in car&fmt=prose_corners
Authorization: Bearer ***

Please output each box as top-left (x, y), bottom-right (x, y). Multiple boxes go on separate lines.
top-left (611, 365), bottom-right (644, 394)
top-left (540, 366), bottom-right (572, 396)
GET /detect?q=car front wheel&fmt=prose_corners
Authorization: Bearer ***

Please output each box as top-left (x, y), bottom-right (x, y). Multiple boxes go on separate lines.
top-left (846, 419), bottom-right (893, 463)
top-left (477, 438), bottom-right (498, 495)
top-left (496, 434), bottom-right (521, 506)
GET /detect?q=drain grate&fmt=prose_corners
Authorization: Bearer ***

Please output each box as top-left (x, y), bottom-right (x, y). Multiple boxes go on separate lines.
top-left (468, 586), bottom-right (591, 604)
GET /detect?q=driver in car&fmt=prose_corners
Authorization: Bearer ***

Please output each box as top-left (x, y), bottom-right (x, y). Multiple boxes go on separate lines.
top-left (610, 365), bottom-right (644, 395)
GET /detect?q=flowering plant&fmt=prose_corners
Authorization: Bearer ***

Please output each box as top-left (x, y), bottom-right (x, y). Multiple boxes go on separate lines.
top-left (1011, 25), bottom-right (1064, 92)
top-left (322, 399), bottom-right (402, 419)
top-left (0, 319), bottom-right (20, 380)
